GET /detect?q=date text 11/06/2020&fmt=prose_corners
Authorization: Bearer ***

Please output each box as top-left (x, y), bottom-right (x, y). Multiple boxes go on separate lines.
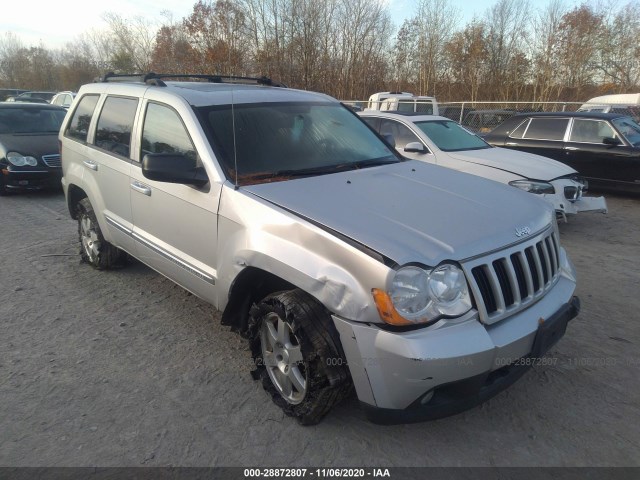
top-left (244, 468), bottom-right (391, 478)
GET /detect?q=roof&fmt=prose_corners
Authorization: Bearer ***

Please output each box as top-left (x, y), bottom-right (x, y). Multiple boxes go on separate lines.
top-left (359, 111), bottom-right (449, 122)
top-left (0, 102), bottom-right (66, 111)
top-left (584, 93), bottom-right (640, 104)
top-left (80, 77), bottom-right (335, 107)
top-left (512, 111), bottom-right (628, 120)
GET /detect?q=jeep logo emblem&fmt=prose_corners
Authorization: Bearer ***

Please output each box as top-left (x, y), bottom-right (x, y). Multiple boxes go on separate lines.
top-left (515, 226), bottom-right (532, 237)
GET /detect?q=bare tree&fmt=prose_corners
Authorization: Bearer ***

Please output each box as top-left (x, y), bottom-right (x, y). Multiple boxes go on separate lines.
top-left (413, 0), bottom-right (460, 96)
top-left (593, 0), bottom-right (640, 90)
top-left (0, 33), bottom-right (25, 87)
top-left (444, 20), bottom-right (489, 101)
top-left (530, 0), bottom-right (567, 102)
top-left (483, 0), bottom-right (531, 99)
top-left (103, 12), bottom-right (157, 71)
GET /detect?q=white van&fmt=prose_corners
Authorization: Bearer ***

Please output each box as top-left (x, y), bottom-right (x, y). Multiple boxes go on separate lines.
top-left (366, 91), bottom-right (413, 110)
top-left (379, 95), bottom-right (439, 115)
top-left (578, 93), bottom-right (640, 117)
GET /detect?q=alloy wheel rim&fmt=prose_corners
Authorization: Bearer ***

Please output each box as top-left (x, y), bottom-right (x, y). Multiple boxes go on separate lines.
top-left (260, 312), bottom-right (307, 405)
top-left (80, 215), bottom-right (101, 262)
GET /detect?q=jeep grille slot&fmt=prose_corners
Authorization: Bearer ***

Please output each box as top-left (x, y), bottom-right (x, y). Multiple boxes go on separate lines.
top-left (464, 229), bottom-right (561, 324)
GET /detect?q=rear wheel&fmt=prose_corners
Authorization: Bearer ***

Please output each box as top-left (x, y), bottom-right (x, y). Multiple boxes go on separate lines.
top-left (249, 289), bottom-right (352, 425)
top-left (77, 198), bottom-right (127, 269)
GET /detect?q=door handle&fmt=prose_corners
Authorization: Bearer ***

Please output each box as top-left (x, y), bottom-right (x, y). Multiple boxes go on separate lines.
top-left (505, 142), bottom-right (519, 146)
top-left (83, 160), bottom-right (98, 171)
top-left (564, 147), bottom-right (580, 151)
top-left (131, 181), bottom-right (151, 196)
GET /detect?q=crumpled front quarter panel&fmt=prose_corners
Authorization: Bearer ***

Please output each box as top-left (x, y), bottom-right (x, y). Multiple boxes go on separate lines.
top-left (216, 183), bottom-right (392, 323)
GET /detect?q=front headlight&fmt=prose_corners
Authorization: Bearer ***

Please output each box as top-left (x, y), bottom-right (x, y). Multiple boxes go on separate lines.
top-left (509, 179), bottom-right (555, 195)
top-left (7, 151), bottom-right (38, 167)
top-left (373, 264), bottom-right (472, 326)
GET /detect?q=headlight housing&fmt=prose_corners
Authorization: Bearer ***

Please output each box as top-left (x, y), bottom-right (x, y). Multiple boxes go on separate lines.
top-left (7, 151), bottom-right (38, 167)
top-left (373, 264), bottom-right (472, 326)
top-left (509, 179), bottom-right (555, 195)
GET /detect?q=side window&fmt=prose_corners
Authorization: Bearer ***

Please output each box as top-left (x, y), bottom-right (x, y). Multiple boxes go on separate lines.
top-left (523, 118), bottom-right (569, 141)
top-left (361, 117), bottom-right (380, 132)
top-left (570, 119), bottom-right (618, 143)
top-left (141, 102), bottom-right (197, 163)
top-left (52, 96), bottom-right (63, 106)
top-left (397, 101), bottom-right (414, 113)
top-left (66, 94), bottom-right (100, 143)
top-left (415, 102), bottom-right (433, 115)
top-left (508, 119), bottom-right (529, 138)
top-left (94, 96), bottom-right (138, 158)
top-left (379, 119), bottom-right (423, 150)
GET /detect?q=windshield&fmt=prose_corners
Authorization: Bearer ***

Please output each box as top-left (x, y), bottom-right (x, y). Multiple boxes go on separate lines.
top-left (415, 120), bottom-right (491, 151)
top-left (0, 108), bottom-right (66, 134)
top-left (197, 102), bottom-right (399, 185)
top-left (612, 117), bottom-right (640, 147)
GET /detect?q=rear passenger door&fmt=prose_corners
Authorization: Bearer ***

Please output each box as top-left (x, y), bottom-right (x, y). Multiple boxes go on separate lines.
top-left (506, 117), bottom-right (570, 162)
top-left (129, 100), bottom-right (221, 304)
top-left (87, 94), bottom-right (139, 254)
top-left (63, 92), bottom-right (137, 255)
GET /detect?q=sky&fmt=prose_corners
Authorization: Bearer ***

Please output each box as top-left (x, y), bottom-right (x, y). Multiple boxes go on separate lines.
top-left (2, 0), bottom-right (538, 50)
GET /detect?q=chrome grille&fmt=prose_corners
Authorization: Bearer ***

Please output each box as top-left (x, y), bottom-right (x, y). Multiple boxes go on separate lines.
top-left (42, 154), bottom-right (61, 167)
top-left (463, 228), bottom-right (561, 324)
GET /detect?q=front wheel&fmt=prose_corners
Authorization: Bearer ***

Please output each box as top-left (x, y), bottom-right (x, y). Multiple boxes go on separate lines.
top-left (249, 289), bottom-right (352, 425)
top-left (77, 198), bottom-right (127, 269)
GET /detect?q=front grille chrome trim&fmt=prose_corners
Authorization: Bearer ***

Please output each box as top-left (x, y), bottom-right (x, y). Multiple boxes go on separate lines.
top-left (42, 154), bottom-right (61, 168)
top-left (463, 227), bottom-right (561, 325)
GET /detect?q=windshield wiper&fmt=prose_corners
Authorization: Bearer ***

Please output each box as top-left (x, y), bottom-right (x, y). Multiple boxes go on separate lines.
top-left (238, 157), bottom-right (401, 184)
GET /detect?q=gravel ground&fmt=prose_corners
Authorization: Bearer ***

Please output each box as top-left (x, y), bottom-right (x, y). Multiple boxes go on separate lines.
top-left (0, 191), bottom-right (639, 467)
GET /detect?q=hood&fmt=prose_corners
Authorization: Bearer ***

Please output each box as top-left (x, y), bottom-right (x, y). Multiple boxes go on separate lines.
top-left (243, 161), bottom-right (553, 267)
top-left (0, 133), bottom-right (60, 160)
top-left (446, 146), bottom-right (575, 181)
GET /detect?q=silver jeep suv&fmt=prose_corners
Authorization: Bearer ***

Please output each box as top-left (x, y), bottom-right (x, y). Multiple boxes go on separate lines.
top-left (60, 73), bottom-right (580, 425)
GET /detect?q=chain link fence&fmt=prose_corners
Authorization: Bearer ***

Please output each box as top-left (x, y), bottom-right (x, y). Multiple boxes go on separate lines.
top-left (343, 99), bottom-right (640, 133)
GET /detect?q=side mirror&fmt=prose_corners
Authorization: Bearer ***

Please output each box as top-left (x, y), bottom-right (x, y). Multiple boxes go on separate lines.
top-left (142, 153), bottom-right (209, 187)
top-left (603, 136), bottom-right (621, 146)
top-left (404, 142), bottom-right (427, 153)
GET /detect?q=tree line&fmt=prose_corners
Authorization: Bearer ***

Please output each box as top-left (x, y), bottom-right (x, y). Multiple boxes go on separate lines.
top-left (1, 0), bottom-right (638, 102)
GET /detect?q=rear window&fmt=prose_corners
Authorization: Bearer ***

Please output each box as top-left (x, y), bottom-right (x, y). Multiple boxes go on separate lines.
top-left (66, 95), bottom-right (100, 142)
top-left (523, 118), bottom-right (569, 141)
top-left (94, 96), bottom-right (139, 158)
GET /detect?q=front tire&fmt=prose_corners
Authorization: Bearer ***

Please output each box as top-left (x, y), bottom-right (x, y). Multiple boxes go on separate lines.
top-left (77, 197), bottom-right (126, 269)
top-left (249, 289), bottom-right (352, 425)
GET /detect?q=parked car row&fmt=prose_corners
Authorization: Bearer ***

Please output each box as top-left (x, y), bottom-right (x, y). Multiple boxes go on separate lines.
top-left (5, 78), bottom-right (635, 426)
top-left (2, 90), bottom-right (77, 109)
top-left (484, 112), bottom-right (640, 195)
top-left (52, 73), bottom-right (581, 425)
top-left (359, 111), bottom-right (608, 220)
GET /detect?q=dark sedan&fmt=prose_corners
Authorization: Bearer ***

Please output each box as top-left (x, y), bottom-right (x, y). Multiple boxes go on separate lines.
top-left (484, 112), bottom-right (640, 194)
top-left (0, 103), bottom-right (67, 195)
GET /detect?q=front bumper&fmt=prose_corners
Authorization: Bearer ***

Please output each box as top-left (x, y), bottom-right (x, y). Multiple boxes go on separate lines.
top-left (1, 166), bottom-right (62, 190)
top-left (332, 274), bottom-right (579, 424)
top-left (544, 179), bottom-right (608, 219)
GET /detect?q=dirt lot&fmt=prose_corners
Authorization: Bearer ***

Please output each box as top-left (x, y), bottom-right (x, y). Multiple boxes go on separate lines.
top-left (0, 191), bottom-right (639, 467)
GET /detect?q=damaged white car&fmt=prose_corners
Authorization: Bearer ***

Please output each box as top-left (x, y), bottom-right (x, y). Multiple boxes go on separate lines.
top-left (359, 111), bottom-right (608, 221)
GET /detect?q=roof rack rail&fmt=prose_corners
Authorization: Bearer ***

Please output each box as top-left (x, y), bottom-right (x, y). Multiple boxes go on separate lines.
top-left (98, 72), bottom-right (286, 88)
